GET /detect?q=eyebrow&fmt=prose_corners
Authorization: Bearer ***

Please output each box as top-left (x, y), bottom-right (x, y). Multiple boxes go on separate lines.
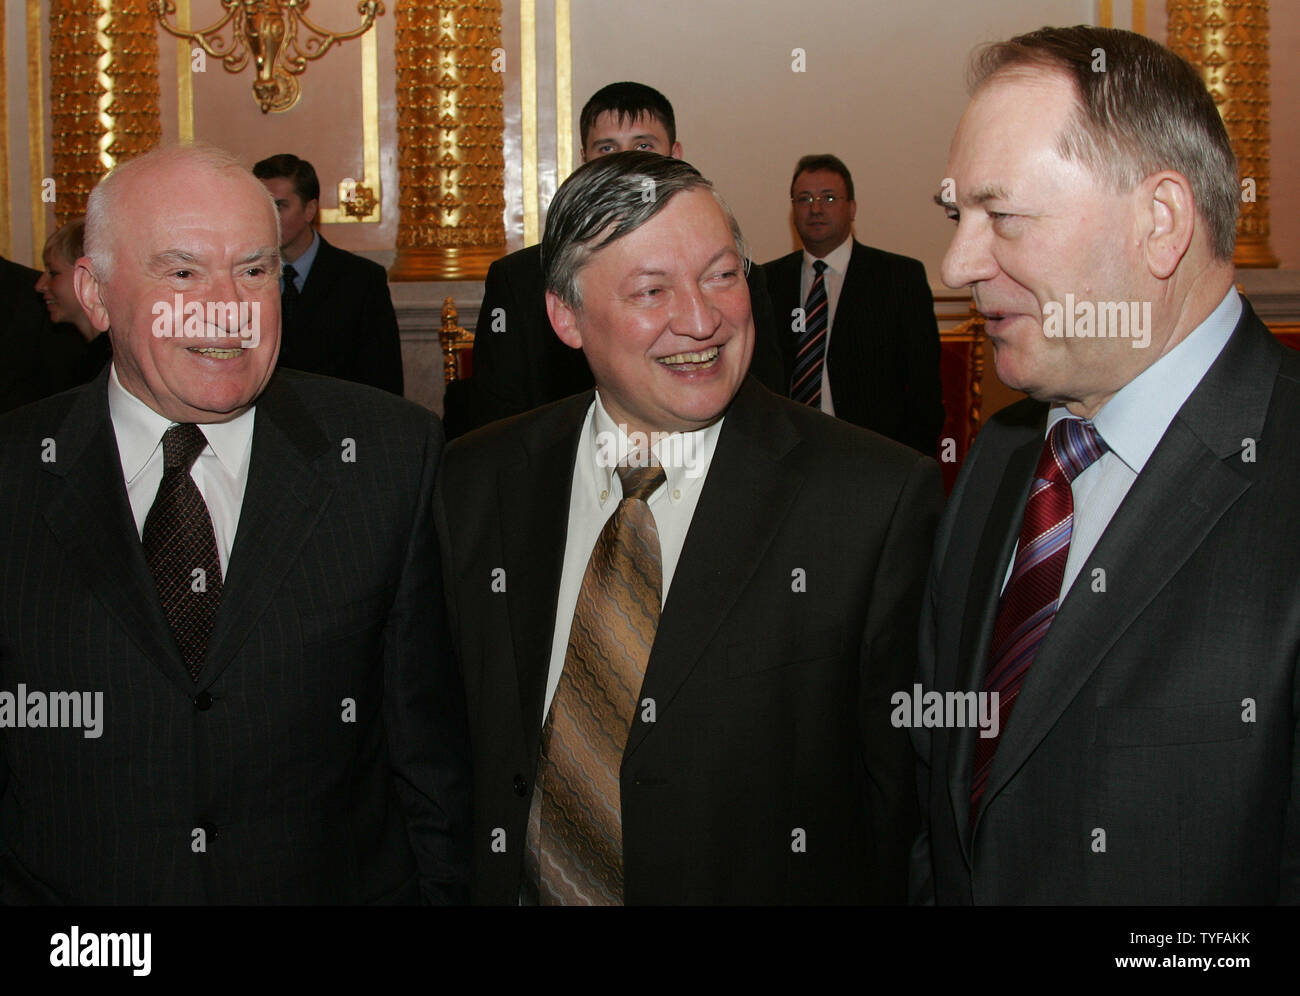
top-left (592, 133), bottom-right (661, 145)
top-left (935, 184), bottom-right (1012, 207)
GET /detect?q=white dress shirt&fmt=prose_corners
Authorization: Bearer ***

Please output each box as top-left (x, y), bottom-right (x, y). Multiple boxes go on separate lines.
top-left (799, 234), bottom-right (854, 416)
top-left (1002, 287), bottom-right (1242, 600)
top-left (542, 392), bottom-right (723, 720)
top-left (107, 363), bottom-right (257, 577)
top-left (282, 229), bottom-right (320, 292)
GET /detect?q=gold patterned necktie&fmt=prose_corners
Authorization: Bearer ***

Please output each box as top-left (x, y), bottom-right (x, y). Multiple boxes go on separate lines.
top-left (524, 463), bottom-right (666, 905)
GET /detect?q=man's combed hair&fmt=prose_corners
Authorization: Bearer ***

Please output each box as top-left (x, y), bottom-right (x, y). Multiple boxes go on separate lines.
top-left (790, 154), bottom-right (855, 201)
top-left (971, 24), bottom-right (1238, 260)
top-left (541, 151), bottom-right (747, 310)
top-left (578, 82), bottom-right (676, 149)
top-left (252, 152), bottom-right (321, 204)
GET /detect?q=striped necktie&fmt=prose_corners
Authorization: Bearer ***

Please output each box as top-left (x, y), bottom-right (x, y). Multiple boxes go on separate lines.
top-left (790, 259), bottom-right (828, 406)
top-left (524, 463), bottom-right (666, 904)
top-left (971, 417), bottom-right (1108, 821)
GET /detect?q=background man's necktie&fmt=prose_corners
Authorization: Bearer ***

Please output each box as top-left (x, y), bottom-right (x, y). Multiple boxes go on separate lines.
top-left (524, 464), bottom-right (666, 905)
top-left (142, 423), bottom-right (224, 681)
top-left (791, 259), bottom-right (828, 406)
top-left (970, 417), bottom-right (1108, 821)
top-left (281, 263), bottom-right (300, 328)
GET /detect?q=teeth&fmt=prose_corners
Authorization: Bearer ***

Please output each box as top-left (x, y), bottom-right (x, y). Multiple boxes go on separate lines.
top-left (657, 346), bottom-right (719, 366)
top-left (190, 348), bottom-right (242, 359)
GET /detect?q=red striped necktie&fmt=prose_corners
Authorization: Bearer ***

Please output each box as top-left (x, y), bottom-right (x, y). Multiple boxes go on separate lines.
top-left (971, 417), bottom-right (1108, 822)
top-left (791, 259), bottom-right (828, 406)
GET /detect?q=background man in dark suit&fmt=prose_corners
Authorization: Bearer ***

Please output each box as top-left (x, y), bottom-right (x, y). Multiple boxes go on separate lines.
top-left (764, 154), bottom-right (944, 456)
top-left (0, 144), bottom-right (469, 903)
top-left (436, 151), bottom-right (942, 904)
top-left (912, 25), bottom-right (1300, 904)
top-left (445, 81), bottom-right (785, 438)
top-left (253, 153), bottom-right (404, 395)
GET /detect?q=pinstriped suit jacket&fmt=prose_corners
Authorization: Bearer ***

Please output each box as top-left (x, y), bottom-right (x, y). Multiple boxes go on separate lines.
top-left (0, 368), bottom-right (470, 903)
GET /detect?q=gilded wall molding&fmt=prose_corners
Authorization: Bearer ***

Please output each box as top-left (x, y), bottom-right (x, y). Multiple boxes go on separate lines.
top-left (1168, 0), bottom-right (1278, 267)
top-left (391, 0), bottom-right (506, 281)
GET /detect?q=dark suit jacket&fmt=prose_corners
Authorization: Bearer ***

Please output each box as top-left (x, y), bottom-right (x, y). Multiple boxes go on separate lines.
top-left (278, 235), bottom-right (404, 396)
top-left (910, 300), bottom-right (1300, 904)
top-left (444, 244), bottom-right (788, 438)
top-left (763, 241), bottom-right (944, 456)
top-left (436, 378), bottom-right (943, 903)
top-left (0, 369), bottom-right (470, 903)
top-left (0, 257), bottom-right (87, 413)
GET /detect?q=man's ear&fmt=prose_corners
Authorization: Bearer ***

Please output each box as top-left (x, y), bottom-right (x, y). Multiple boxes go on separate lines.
top-left (670, 141), bottom-right (683, 160)
top-left (304, 198), bottom-right (319, 226)
top-left (546, 290), bottom-right (584, 350)
top-left (73, 257), bottom-right (111, 333)
top-left (1143, 172), bottom-right (1196, 280)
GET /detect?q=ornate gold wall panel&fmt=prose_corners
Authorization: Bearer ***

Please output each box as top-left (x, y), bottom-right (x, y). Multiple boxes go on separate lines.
top-left (48, 0), bottom-right (160, 229)
top-left (1168, 0), bottom-right (1278, 267)
top-left (391, 0), bottom-right (505, 280)
top-left (50, 0), bottom-right (107, 226)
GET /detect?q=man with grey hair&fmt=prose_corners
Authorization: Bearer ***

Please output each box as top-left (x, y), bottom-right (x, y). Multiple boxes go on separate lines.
top-left (0, 143), bottom-right (470, 903)
top-left (436, 151), bottom-right (943, 904)
top-left (912, 25), bottom-right (1300, 903)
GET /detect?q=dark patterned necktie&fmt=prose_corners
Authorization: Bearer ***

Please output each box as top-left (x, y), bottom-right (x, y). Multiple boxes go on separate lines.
top-left (524, 464), bottom-right (666, 905)
top-left (791, 259), bottom-right (828, 406)
top-left (142, 423), bottom-right (224, 681)
top-left (970, 417), bottom-right (1108, 821)
top-left (281, 263), bottom-right (300, 329)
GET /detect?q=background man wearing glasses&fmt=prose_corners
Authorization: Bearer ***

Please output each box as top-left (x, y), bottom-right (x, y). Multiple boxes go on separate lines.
top-left (764, 154), bottom-right (944, 457)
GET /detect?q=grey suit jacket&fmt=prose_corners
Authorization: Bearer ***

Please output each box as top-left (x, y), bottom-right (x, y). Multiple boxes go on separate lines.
top-left (0, 368), bottom-right (470, 903)
top-left (910, 299), bottom-right (1300, 904)
top-left (437, 378), bottom-right (944, 903)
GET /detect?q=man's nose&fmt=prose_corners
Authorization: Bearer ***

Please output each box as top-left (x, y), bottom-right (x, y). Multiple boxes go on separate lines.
top-left (670, 284), bottom-right (716, 339)
top-left (940, 218), bottom-right (997, 290)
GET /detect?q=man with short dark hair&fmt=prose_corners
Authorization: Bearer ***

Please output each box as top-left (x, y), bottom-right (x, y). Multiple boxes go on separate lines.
top-left (912, 25), bottom-right (1300, 904)
top-left (0, 144), bottom-right (469, 903)
top-left (253, 153), bottom-right (403, 395)
top-left (436, 151), bottom-right (942, 904)
top-left (764, 154), bottom-right (944, 456)
top-left (445, 81), bottom-right (785, 437)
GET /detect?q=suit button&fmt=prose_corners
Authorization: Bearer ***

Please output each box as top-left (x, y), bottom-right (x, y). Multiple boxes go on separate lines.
top-left (194, 691), bottom-right (213, 711)
top-left (513, 774), bottom-right (528, 797)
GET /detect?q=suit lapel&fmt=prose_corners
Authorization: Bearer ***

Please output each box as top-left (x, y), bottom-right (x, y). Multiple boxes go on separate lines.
top-left (625, 380), bottom-right (802, 761)
top-left (294, 236), bottom-right (340, 318)
top-left (199, 374), bottom-right (333, 687)
top-left (768, 254), bottom-right (801, 380)
top-left (947, 416), bottom-right (1042, 851)
top-left (975, 301), bottom-right (1277, 822)
top-left (40, 373), bottom-right (194, 690)
top-left (501, 396), bottom-right (588, 746)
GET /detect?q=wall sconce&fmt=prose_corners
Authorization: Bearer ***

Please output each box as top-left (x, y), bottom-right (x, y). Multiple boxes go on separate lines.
top-left (152, 0), bottom-right (384, 114)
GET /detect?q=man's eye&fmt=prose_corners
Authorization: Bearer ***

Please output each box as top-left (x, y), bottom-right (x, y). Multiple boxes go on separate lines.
top-left (172, 270), bottom-right (193, 279)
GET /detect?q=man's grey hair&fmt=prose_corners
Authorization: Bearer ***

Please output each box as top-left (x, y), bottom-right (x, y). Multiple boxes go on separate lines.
top-left (971, 25), bottom-right (1238, 261)
top-left (84, 143), bottom-right (280, 277)
top-left (541, 150), bottom-right (749, 310)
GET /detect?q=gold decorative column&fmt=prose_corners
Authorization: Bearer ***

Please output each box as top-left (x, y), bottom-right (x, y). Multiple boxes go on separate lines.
top-left (49, 0), bottom-right (160, 228)
top-left (1168, 0), bottom-right (1278, 267)
top-left (50, 0), bottom-right (107, 226)
top-left (390, 0), bottom-right (506, 281)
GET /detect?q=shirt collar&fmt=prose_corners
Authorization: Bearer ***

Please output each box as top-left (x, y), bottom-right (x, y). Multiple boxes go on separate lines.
top-left (1047, 287), bottom-right (1241, 474)
top-left (803, 235), bottom-right (853, 275)
top-left (107, 362), bottom-right (257, 483)
top-left (285, 230), bottom-right (321, 286)
top-left (587, 391), bottom-right (723, 507)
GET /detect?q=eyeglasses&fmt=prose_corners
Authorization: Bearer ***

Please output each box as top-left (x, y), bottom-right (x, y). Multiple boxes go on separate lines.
top-left (792, 194), bottom-right (846, 207)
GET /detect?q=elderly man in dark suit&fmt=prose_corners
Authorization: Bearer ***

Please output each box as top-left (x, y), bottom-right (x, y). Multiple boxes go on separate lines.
top-left (0, 144), bottom-right (469, 903)
top-left (764, 155), bottom-right (944, 456)
top-left (436, 151), bottom-right (943, 905)
top-left (253, 153), bottom-right (404, 395)
top-left (911, 25), bottom-right (1300, 904)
